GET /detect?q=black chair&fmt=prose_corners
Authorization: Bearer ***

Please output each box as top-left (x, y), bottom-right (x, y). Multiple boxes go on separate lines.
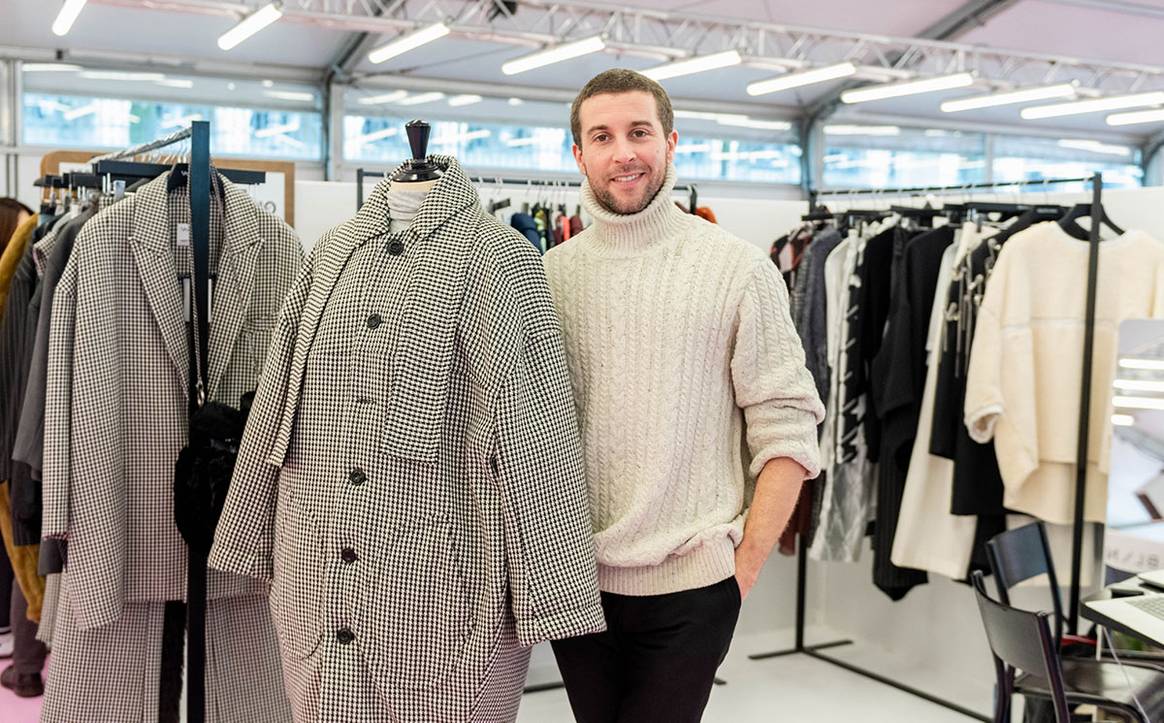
top-left (986, 521), bottom-right (1164, 667)
top-left (972, 571), bottom-right (1164, 723)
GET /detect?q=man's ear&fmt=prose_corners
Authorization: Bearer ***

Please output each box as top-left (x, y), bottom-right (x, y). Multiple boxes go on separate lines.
top-left (665, 129), bottom-right (678, 165)
top-left (573, 143), bottom-right (586, 176)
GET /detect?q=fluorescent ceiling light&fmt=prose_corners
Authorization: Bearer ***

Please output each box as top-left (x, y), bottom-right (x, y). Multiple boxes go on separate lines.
top-left (823, 124), bottom-right (901, 136)
top-left (79, 71), bottom-right (166, 82)
top-left (674, 110), bottom-right (725, 121)
top-left (1114, 379), bottom-right (1164, 392)
top-left (23, 63), bottom-right (82, 72)
top-left (1114, 395), bottom-right (1164, 411)
top-left (358, 91), bottom-right (408, 106)
top-left (63, 102), bottom-right (98, 121)
top-left (264, 90), bottom-right (315, 102)
top-left (1057, 139), bottom-right (1131, 157)
top-left (716, 116), bottom-right (792, 131)
top-left (1107, 108), bottom-right (1164, 126)
top-left (502, 35), bottom-right (606, 76)
top-left (508, 97), bottom-right (524, 106)
top-left (218, 2), bottom-right (283, 51)
top-left (448, 94), bottom-right (483, 107)
top-left (841, 72), bottom-right (974, 104)
top-left (505, 137), bottom-right (539, 147)
top-left (1021, 91), bottom-right (1164, 120)
top-left (155, 79), bottom-right (194, 89)
top-left (940, 83), bottom-right (1077, 113)
top-left (262, 79), bottom-right (274, 88)
top-left (255, 119), bottom-right (301, 138)
top-left (1112, 414), bottom-right (1136, 427)
top-left (747, 62), bottom-right (857, 97)
top-left (368, 22), bottom-right (449, 64)
top-left (52, 0), bottom-right (88, 36)
top-left (641, 50), bottom-right (741, 81)
top-left (1121, 358), bottom-right (1164, 370)
top-left (397, 92), bottom-right (445, 106)
top-left (352, 127), bottom-right (400, 146)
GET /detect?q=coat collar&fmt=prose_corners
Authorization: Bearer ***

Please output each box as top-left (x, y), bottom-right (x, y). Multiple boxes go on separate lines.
top-left (130, 172), bottom-right (265, 403)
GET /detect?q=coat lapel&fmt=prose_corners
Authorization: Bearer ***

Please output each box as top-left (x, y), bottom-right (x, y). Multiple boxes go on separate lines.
top-left (130, 175), bottom-right (189, 396)
top-left (205, 180), bottom-right (262, 402)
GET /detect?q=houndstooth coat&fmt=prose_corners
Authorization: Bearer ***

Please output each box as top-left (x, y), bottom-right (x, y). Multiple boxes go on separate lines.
top-left (209, 156), bottom-right (605, 722)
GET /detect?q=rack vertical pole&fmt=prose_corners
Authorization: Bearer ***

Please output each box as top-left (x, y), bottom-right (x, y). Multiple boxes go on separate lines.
top-left (187, 119), bottom-right (211, 723)
top-left (1067, 172), bottom-right (1103, 634)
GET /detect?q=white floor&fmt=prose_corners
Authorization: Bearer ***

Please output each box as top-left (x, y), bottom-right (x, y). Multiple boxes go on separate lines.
top-left (517, 629), bottom-right (992, 723)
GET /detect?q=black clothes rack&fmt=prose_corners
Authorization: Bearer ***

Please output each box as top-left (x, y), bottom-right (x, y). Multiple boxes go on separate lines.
top-left (354, 167), bottom-right (694, 210)
top-left (756, 173), bottom-right (1109, 722)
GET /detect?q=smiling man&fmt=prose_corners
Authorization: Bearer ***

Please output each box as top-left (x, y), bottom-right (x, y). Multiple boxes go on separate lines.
top-left (543, 68), bottom-right (826, 722)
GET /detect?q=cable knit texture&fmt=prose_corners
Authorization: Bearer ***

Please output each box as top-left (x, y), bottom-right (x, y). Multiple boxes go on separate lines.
top-left (543, 164), bottom-right (825, 596)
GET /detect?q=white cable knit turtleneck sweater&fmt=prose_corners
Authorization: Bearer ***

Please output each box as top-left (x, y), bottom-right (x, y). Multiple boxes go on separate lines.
top-left (543, 164), bottom-right (825, 596)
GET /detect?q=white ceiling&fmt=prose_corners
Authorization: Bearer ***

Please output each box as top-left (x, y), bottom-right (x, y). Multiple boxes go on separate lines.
top-left (5, 0), bottom-right (1164, 142)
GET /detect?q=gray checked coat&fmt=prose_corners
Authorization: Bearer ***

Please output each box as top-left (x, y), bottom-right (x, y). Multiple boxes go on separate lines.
top-left (209, 156), bottom-right (605, 722)
top-left (42, 173), bottom-right (303, 630)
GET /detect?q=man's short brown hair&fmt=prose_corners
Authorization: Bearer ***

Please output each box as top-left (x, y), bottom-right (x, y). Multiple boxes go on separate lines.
top-left (570, 69), bottom-right (674, 147)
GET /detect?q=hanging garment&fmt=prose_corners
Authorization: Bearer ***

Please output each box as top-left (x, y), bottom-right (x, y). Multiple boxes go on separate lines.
top-left (40, 173), bottom-right (300, 720)
top-left (0, 214), bottom-right (36, 319)
top-left (811, 231), bottom-right (874, 563)
top-left (0, 240), bottom-right (43, 618)
top-left (891, 244), bottom-right (977, 578)
top-left (510, 212), bottom-right (541, 251)
top-left (796, 228), bottom-right (843, 407)
top-left (965, 222), bottom-right (1164, 525)
top-left (868, 226), bottom-right (954, 599)
top-left (209, 156), bottom-right (604, 723)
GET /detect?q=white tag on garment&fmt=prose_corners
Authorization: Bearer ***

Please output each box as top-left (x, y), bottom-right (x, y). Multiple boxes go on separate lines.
top-left (176, 223), bottom-right (191, 247)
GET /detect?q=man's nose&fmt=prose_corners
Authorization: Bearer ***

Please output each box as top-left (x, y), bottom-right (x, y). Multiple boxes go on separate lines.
top-left (613, 137), bottom-right (637, 164)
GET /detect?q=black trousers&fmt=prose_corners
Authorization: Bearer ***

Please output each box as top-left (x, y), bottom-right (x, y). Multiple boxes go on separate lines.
top-left (551, 576), bottom-right (741, 723)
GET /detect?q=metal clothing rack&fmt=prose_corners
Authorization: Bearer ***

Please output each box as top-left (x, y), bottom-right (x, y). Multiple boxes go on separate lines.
top-left (756, 173), bottom-right (1108, 722)
top-left (355, 167), bottom-right (694, 210)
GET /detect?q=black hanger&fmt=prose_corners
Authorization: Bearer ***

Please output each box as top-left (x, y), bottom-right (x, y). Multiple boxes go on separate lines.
top-left (688, 184), bottom-right (699, 215)
top-left (1057, 201), bottom-right (1125, 240)
top-left (391, 120), bottom-right (443, 183)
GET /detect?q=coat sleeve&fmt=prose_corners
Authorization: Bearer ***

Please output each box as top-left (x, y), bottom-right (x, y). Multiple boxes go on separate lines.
top-left (41, 252), bottom-right (79, 542)
top-left (493, 332), bottom-right (606, 648)
top-left (208, 247), bottom-right (314, 581)
top-left (731, 259), bottom-right (826, 480)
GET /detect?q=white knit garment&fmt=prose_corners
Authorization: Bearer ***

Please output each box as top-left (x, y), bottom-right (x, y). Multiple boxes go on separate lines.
top-left (543, 164), bottom-right (825, 596)
top-left (385, 184), bottom-right (427, 233)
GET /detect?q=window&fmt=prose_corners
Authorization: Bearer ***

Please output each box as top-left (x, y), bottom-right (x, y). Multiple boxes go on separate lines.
top-left (821, 126), bottom-right (987, 190)
top-left (343, 89), bottom-right (801, 185)
top-left (992, 135), bottom-right (1142, 191)
top-left (23, 93), bottom-right (323, 161)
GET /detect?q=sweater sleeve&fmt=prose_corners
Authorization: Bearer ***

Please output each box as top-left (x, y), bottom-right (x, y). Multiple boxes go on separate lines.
top-left (731, 259), bottom-right (826, 480)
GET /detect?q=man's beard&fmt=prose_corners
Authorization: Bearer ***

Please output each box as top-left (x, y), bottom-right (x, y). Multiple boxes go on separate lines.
top-left (592, 165), bottom-right (666, 215)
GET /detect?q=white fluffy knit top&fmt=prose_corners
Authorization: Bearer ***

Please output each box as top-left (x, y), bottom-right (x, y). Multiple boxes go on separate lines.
top-left (543, 164), bottom-right (825, 596)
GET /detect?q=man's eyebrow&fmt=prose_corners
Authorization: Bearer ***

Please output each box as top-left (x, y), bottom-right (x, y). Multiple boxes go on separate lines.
top-left (585, 121), bottom-right (655, 134)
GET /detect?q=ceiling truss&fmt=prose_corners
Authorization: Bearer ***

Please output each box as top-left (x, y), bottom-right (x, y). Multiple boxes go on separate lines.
top-left (91, 0), bottom-right (1164, 94)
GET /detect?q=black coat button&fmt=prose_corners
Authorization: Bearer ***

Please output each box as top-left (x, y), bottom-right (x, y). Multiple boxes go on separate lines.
top-left (341, 547), bottom-right (358, 564)
top-left (349, 469), bottom-right (367, 486)
top-left (388, 240), bottom-right (405, 256)
top-left (366, 313), bottom-right (382, 329)
top-left (336, 627), bottom-right (355, 645)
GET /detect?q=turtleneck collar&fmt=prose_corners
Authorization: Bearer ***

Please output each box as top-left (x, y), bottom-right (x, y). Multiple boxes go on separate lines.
top-left (580, 163), bottom-right (690, 257)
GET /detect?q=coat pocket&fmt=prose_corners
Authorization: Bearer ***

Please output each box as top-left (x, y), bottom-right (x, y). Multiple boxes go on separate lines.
top-left (270, 481), bottom-right (323, 660)
top-left (360, 516), bottom-right (472, 691)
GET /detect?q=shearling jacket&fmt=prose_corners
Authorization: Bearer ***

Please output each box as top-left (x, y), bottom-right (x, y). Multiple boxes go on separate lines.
top-left (209, 156), bottom-right (604, 722)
